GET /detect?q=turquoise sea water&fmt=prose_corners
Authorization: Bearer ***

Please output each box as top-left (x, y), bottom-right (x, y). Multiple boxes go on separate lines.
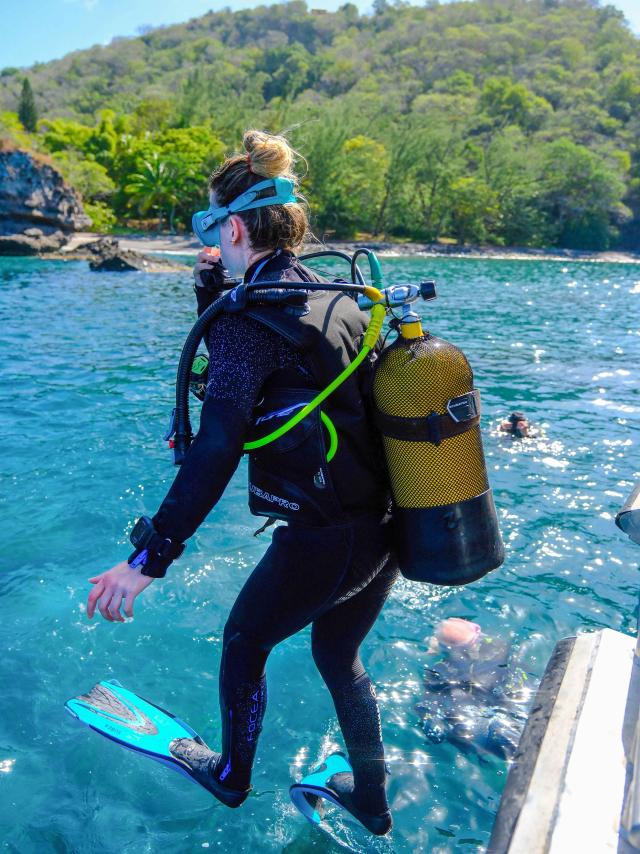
top-left (1, 254), bottom-right (639, 853)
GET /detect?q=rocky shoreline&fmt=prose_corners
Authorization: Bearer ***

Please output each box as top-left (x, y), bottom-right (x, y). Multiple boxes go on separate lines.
top-left (5, 227), bottom-right (639, 270)
top-left (0, 146), bottom-right (90, 255)
top-left (61, 232), bottom-right (640, 265)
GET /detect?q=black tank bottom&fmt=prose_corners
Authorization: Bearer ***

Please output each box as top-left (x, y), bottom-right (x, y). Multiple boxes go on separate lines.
top-left (214, 514), bottom-right (398, 814)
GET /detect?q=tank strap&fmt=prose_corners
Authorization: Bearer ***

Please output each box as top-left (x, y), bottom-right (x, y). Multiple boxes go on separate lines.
top-left (374, 389), bottom-right (481, 446)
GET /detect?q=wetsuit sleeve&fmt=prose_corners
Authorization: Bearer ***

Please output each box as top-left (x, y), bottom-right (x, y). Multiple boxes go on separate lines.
top-left (146, 313), bottom-right (304, 575)
top-left (151, 395), bottom-right (248, 545)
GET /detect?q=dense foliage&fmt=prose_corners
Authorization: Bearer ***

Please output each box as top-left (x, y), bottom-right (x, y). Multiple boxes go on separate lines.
top-left (1, 0), bottom-right (638, 248)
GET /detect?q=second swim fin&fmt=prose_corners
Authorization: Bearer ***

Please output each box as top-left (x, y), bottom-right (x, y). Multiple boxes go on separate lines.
top-left (290, 752), bottom-right (392, 838)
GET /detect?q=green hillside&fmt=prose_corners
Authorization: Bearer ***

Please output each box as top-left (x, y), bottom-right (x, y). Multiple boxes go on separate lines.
top-left (1, 0), bottom-right (639, 248)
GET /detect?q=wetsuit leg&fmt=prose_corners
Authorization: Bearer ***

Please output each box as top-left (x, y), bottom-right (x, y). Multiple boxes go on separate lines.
top-left (311, 558), bottom-right (399, 817)
top-left (213, 516), bottom-right (396, 799)
top-left (213, 522), bottom-right (354, 793)
top-left (214, 626), bottom-right (268, 792)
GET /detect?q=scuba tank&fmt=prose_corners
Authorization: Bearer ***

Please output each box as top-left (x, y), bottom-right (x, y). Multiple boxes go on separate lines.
top-left (369, 298), bottom-right (504, 585)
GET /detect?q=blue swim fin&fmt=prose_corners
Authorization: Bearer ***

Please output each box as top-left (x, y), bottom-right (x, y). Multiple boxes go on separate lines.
top-left (65, 679), bottom-right (204, 783)
top-left (290, 752), bottom-right (392, 839)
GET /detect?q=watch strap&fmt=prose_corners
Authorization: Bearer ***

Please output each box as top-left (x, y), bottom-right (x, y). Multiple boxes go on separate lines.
top-left (128, 520), bottom-right (185, 578)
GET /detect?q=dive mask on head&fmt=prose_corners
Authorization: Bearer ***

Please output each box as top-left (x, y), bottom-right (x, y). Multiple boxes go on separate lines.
top-left (192, 177), bottom-right (297, 247)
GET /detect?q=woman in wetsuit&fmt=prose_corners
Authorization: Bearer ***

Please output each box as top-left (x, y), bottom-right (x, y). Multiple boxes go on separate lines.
top-left (85, 130), bottom-right (398, 835)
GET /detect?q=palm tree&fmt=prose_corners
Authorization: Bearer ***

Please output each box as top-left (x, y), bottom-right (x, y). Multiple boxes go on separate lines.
top-left (125, 154), bottom-right (179, 232)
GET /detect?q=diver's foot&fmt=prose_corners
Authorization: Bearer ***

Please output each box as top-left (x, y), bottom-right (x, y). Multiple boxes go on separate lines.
top-left (326, 771), bottom-right (392, 836)
top-left (169, 738), bottom-right (250, 808)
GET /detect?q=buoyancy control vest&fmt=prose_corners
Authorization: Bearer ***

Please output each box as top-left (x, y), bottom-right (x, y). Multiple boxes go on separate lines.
top-left (239, 259), bottom-right (389, 526)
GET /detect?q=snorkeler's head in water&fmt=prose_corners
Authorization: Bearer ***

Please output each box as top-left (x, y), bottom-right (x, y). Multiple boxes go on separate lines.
top-left (500, 411), bottom-right (530, 438)
top-left (427, 617), bottom-right (483, 656)
top-left (435, 617), bottom-right (482, 648)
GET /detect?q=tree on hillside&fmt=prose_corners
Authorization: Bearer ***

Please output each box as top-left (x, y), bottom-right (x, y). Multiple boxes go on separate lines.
top-left (479, 77), bottom-right (552, 133)
top-left (412, 122), bottom-right (468, 242)
top-left (539, 139), bottom-right (630, 249)
top-left (18, 78), bottom-right (37, 132)
top-left (125, 154), bottom-right (179, 232)
top-left (447, 176), bottom-right (499, 245)
top-left (331, 135), bottom-right (389, 236)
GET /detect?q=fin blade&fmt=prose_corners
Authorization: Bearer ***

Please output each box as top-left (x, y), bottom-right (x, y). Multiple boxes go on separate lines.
top-left (65, 680), bottom-right (200, 761)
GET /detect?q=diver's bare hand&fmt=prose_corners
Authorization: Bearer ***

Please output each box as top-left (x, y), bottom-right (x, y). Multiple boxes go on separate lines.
top-left (87, 561), bottom-right (154, 622)
top-left (193, 247), bottom-right (221, 287)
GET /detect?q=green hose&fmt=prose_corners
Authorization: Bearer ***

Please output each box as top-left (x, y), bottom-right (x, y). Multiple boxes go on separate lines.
top-left (320, 411), bottom-right (338, 462)
top-left (243, 303), bottom-right (385, 456)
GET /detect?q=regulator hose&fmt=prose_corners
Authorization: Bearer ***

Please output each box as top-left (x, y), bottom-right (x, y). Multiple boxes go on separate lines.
top-left (171, 291), bottom-right (229, 464)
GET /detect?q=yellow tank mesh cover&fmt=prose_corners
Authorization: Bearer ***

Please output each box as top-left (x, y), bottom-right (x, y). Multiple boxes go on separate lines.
top-left (373, 336), bottom-right (489, 507)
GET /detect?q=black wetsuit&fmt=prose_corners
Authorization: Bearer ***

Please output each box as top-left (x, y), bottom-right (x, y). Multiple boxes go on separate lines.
top-left (416, 636), bottom-right (530, 759)
top-left (152, 251), bottom-right (399, 816)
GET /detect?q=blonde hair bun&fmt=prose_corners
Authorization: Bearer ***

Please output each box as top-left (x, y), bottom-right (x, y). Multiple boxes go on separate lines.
top-left (244, 129), bottom-right (295, 179)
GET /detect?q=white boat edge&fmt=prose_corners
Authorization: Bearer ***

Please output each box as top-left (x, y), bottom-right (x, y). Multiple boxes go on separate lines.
top-left (489, 626), bottom-right (640, 853)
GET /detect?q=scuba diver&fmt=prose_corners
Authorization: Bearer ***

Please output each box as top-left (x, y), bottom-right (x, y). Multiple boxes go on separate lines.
top-left (83, 130), bottom-right (398, 836)
top-left (416, 618), bottom-right (531, 760)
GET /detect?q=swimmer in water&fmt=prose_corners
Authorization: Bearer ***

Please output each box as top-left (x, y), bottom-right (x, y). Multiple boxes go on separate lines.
top-left (499, 411), bottom-right (531, 438)
top-left (416, 618), bottom-right (531, 760)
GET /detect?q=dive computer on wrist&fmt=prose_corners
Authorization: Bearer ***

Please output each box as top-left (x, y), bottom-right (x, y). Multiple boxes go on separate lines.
top-left (128, 516), bottom-right (185, 578)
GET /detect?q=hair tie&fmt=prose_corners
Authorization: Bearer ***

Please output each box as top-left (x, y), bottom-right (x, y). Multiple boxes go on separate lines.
top-left (246, 154), bottom-right (253, 174)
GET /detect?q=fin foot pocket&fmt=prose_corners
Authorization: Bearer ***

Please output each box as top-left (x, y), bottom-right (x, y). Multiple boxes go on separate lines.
top-left (326, 771), bottom-right (392, 836)
top-left (169, 738), bottom-right (250, 808)
top-left (290, 752), bottom-right (392, 837)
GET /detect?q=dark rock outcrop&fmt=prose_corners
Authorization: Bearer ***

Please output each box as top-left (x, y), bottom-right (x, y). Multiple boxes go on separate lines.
top-left (87, 237), bottom-right (160, 271)
top-left (0, 145), bottom-right (90, 255)
top-left (47, 236), bottom-right (189, 273)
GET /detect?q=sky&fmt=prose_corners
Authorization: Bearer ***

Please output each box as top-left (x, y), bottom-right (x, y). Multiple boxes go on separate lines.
top-left (0, 0), bottom-right (638, 69)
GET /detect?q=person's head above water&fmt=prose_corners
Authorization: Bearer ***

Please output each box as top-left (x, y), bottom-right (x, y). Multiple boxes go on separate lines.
top-left (500, 411), bottom-right (529, 439)
top-left (199, 129), bottom-right (309, 279)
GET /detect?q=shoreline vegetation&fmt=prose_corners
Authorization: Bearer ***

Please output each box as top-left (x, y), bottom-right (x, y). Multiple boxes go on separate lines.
top-left (1, 0), bottom-right (639, 255)
top-left (51, 232), bottom-right (640, 266)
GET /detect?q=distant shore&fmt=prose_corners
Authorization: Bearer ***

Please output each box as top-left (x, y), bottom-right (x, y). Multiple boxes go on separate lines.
top-left (61, 232), bottom-right (640, 264)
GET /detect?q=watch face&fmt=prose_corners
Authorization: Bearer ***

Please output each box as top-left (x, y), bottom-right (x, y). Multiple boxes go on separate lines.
top-left (130, 516), bottom-right (152, 548)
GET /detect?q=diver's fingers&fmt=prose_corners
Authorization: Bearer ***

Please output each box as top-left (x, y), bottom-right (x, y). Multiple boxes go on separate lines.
top-left (87, 580), bottom-right (106, 619)
top-left (108, 590), bottom-right (126, 623)
top-left (194, 261), bottom-right (216, 274)
top-left (124, 591), bottom-right (136, 619)
top-left (195, 256), bottom-right (217, 271)
top-left (98, 587), bottom-right (116, 622)
top-left (193, 261), bottom-right (217, 285)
